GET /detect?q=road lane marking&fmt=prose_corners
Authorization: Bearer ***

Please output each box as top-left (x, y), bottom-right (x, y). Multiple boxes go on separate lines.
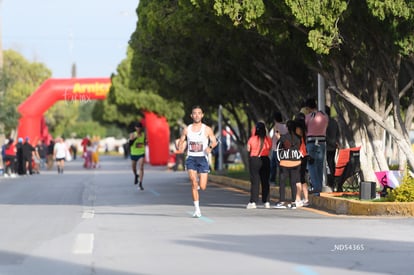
top-left (88, 195), bottom-right (96, 201)
top-left (82, 209), bottom-right (95, 219)
top-left (186, 211), bottom-right (214, 223)
top-left (295, 265), bottom-right (319, 275)
top-left (72, 233), bottom-right (94, 254)
top-left (149, 189), bottom-right (160, 196)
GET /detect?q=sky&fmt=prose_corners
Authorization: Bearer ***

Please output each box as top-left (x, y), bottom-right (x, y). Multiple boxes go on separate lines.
top-left (1, 0), bottom-right (139, 78)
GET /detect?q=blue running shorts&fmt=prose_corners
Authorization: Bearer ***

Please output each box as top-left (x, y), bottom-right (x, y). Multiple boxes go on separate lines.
top-left (186, 156), bottom-right (209, 173)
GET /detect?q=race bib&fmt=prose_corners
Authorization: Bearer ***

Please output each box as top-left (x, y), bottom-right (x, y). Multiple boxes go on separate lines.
top-left (189, 141), bottom-right (203, 152)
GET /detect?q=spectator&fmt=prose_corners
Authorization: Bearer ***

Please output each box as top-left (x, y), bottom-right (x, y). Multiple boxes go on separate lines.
top-left (325, 105), bottom-right (340, 190)
top-left (1, 139), bottom-right (7, 165)
top-left (91, 138), bottom-right (100, 168)
top-left (294, 113), bottom-right (310, 207)
top-left (123, 142), bottom-right (130, 159)
top-left (81, 135), bottom-right (91, 168)
top-left (70, 144), bottom-right (77, 160)
top-left (16, 138), bottom-right (25, 175)
top-left (36, 140), bottom-right (48, 169)
top-left (167, 150), bottom-right (177, 171)
top-left (270, 111), bottom-right (288, 184)
top-left (246, 122), bottom-right (272, 209)
top-left (274, 120), bottom-right (302, 209)
top-left (4, 139), bottom-right (17, 177)
top-left (305, 98), bottom-right (329, 195)
top-left (22, 137), bottom-right (35, 175)
top-left (47, 139), bottom-right (55, 170)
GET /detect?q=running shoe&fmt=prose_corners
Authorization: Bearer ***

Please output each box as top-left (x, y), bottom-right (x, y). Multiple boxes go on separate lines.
top-left (246, 202), bottom-right (257, 209)
top-left (295, 200), bottom-right (304, 207)
top-left (302, 200), bottom-right (310, 207)
top-left (274, 202), bottom-right (287, 209)
top-left (193, 209), bottom-right (202, 218)
top-left (264, 202), bottom-right (271, 209)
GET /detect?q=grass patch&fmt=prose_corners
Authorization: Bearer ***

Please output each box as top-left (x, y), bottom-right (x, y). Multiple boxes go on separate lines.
top-left (339, 193), bottom-right (388, 202)
top-left (214, 169), bottom-right (250, 181)
top-left (340, 194), bottom-right (359, 200)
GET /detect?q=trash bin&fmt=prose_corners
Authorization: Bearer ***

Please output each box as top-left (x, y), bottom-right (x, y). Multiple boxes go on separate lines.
top-left (359, 181), bottom-right (376, 200)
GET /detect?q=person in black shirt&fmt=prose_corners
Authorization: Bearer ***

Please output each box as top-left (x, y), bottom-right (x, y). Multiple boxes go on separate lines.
top-left (22, 137), bottom-right (35, 175)
top-left (47, 140), bottom-right (55, 170)
top-left (325, 106), bottom-right (340, 190)
top-left (36, 140), bottom-right (48, 169)
top-left (16, 138), bottom-right (25, 175)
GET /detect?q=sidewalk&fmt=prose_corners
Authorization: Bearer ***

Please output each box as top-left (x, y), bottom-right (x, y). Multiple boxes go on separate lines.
top-left (209, 175), bottom-right (414, 216)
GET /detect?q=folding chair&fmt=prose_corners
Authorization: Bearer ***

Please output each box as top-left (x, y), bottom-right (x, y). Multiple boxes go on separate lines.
top-left (334, 147), bottom-right (363, 192)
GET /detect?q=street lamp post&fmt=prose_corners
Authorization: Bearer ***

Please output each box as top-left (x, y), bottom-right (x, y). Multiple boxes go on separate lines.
top-left (318, 73), bottom-right (332, 193)
top-left (0, 0), bottom-right (5, 172)
top-left (217, 105), bottom-right (223, 172)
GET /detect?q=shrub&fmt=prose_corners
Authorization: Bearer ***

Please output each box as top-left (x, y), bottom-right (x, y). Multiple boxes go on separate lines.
top-left (387, 167), bottom-right (414, 202)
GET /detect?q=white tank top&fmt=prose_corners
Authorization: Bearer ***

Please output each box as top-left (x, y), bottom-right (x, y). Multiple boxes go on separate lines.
top-left (187, 124), bottom-right (208, 157)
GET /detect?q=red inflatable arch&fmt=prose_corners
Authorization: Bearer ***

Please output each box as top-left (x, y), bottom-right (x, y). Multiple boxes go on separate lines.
top-left (17, 78), bottom-right (169, 165)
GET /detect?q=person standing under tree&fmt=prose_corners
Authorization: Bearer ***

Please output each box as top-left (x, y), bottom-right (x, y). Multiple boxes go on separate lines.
top-left (177, 105), bottom-right (218, 218)
top-left (22, 137), bottom-right (35, 175)
top-left (246, 122), bottom-right (272, 209)
top-left (274, 120), bottom-right (303, 209)
top-left (16, 138), bottom-right (25, 175)
top-left (129, 122), bottom-right (146, 190)
top-left (36, 140), bottom-right (47, 170)
top-left (325, 105), bottom-right (340, 190)
top-left (305, 98), bottom-right (329, 195)
top-left (47, 139), bottom-right (55, 170)
top-left (294, 113), bottom-right (310, 207)
top-left (4, 139), bottom-right (17, 177)
top-left (269, 111), bottom-right (287, 185)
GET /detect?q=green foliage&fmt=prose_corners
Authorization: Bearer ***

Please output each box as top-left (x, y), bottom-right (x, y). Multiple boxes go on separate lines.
top-left (62, 121), bottom-right (107, 139)
top-left (0, 50), bottom-right (51, 135)
top-left (0, 49), bottom-right (90, 139)
top-left (212, 0), bottom-right (265, 27)
top-left (45, 100), bottom-right (80, 137)
top-left (366, 0), bottom-right (411, 20)
top-left (130, 0), bottom-right (414, 172)
top-left (283, 0), bottom-right (347, 54)
top-left (104, 125), bottom-right (126, 139)
top-left (285, 0), bottom-right (348, 28)
top-left (396, 36), bottom-right (414, 56)
top-left (387, 168), bottom-right (414, 202)
top-left (222, 168), bottom-right (249, 180)
top-left (131, 0), bottom-right (314, 136)
top-left (94, 46), bottom-right (185, 129)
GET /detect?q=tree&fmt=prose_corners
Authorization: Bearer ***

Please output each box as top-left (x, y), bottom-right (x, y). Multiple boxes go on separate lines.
top-left (128, 0), bottom-right (414, 177)
top-left (129, 0), bottom-right (316, 166)
top-left (93, 47), bottom-right (185, 133)
top-left (0, 50), bottom-right (51, 136)
top-left (0, 49), bottom-right (96, 140)
top-left (192, 0), bottom-right (414, 178)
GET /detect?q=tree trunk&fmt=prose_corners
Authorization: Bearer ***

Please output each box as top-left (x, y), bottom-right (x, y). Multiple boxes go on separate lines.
top-left (329, 85), bottom-right (414, 171)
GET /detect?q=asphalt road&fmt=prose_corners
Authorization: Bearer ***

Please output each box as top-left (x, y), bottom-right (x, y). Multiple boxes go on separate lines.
top-left (0, 155), bottom-right (413, 275)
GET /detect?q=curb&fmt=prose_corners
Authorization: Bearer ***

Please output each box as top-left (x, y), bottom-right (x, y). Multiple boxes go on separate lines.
top-left (209, 175), bottom-right (414, 216)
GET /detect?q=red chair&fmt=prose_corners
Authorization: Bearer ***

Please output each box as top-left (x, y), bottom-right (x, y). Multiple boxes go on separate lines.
top-left (334, 147), bottom-right (363, 192)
